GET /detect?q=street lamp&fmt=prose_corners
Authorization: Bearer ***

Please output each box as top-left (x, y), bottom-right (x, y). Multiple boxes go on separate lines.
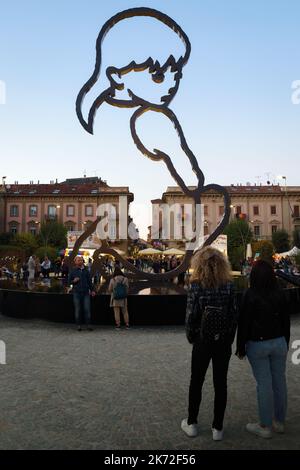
top-left (56, 205), bottom-right (61, 222)
top-left (230, 204), bottom-right (235, 221)
top-left (277, 175), bottom-right (294, 222)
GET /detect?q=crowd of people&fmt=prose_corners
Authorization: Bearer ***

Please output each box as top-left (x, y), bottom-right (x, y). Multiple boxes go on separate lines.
top-left (275, 255), bottom-right (300, 275)
top-left (101, 254), bottom-right (183, 275)
top-left (240, 255), bottom-right (300, 277)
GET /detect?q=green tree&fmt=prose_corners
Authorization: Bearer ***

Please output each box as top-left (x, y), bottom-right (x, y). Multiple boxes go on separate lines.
top-left (0, 232), bottom-right (14, 245)
top-left (272, 229), bottom-right (290, 253)
top-left (223, 219), bottom-right (253, 269)
top-left (293, 229), bottom-right (300, 249)
top-left (35, 246), bottom-right (58, 262)
top-left (13, 232), bottom-right (38, 256)
top-left (37, 221), bottom-right (67, 249)
top-left (228, 246), bottom-right (245, 271)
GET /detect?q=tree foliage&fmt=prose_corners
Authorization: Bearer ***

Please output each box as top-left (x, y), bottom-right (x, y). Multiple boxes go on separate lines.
top-left (35, 246), bottom-right (58, 262)
top-left (272, 229), bottom-right (290, 253)
top-left (13, 232), bottom-right (38, 255)
top-left (37, 221), bottom-right (67, 249)
top-left (0, 232), bottom-right (14, 245)
top-left (223, 220), bottom-right (253, 269)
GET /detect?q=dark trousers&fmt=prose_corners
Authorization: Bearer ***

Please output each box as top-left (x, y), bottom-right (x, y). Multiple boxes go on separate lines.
top-left (73, 293), bottom-right (91, 326)
top-left (188, 341), bottom-right (232, 430)
top-left (42, 268), bottom-right (50, 278)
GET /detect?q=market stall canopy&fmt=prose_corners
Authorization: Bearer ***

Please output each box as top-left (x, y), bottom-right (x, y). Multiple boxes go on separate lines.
top-left (137, 248), bottom-right (162, 256)
top-left (163, 248), bottom-right (185, 256)
top-left (276, 246), bottom-right (300, 258)
top-left (246, 243), bottom-right (252, 259)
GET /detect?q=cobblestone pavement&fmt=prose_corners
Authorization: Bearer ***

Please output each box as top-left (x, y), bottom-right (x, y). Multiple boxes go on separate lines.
top-left (0, 314), bottom-right (299, 450)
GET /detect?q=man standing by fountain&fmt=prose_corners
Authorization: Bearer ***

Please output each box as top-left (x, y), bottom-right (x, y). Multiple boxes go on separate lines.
top-left (68, 256), bottom-right (96, 331)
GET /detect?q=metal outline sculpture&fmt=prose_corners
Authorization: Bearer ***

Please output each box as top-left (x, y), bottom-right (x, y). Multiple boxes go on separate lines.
top-left (72, 7), bottom-right (231, 280)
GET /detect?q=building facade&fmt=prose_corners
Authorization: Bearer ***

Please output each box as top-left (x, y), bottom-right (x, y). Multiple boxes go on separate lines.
top-left (0, 177), bottom-right (134, 237)
top-left (149, 184), bottom-right (300, 245)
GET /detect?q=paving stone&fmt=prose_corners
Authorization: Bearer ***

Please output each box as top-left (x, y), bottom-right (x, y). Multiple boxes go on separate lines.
top-left (0, 314), bottom-right (299, 449)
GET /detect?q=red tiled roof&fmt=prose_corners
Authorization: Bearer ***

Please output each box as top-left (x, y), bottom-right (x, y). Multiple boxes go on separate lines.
top-left (226, 185), bottom-right (282, 194)
top-left (1, 182), bottom-right (132, 196)
top-left (163, 185), bottom-right (283, 195)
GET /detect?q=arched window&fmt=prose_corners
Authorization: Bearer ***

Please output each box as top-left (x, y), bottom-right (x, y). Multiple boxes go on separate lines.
top-left (65, 221), bottom-right (76, 232)
top-left (8, 221), bottom-right (20, 234)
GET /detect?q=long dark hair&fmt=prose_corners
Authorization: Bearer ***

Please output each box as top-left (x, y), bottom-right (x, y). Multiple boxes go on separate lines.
top-left (113, 267), bottom-right (126, 278)
top-left (250, 260), bottom-right (277, 291)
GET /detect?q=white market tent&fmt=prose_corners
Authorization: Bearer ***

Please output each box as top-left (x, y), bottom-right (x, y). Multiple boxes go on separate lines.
top-left (137, 248), bottom-right (162, 256)
top-left (163, 248), bottom-right (186, 256)
top-left (276, 246), bottom-right (300, 258)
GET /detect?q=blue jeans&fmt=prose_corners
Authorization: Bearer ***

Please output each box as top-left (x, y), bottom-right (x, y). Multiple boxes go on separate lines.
top-left (246, 337), bottom-right (288, 427)
top-left (73, 293), bottom-right (91, 326)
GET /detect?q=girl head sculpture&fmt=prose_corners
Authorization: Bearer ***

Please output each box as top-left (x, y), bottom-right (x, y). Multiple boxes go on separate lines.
top-left (73, 7), bottom-right (231, 281)
top-left (76, 7), bottom-right (191, 134)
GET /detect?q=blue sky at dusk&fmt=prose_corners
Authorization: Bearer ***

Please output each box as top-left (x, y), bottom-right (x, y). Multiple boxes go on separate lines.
top-left (0, 0), bottom-right (300, 236)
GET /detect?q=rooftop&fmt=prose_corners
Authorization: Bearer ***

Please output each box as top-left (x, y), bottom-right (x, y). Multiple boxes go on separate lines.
top-left (163, 184), bottom-right (287, 196)
top-left (0, 177), bottom-right (133, 197)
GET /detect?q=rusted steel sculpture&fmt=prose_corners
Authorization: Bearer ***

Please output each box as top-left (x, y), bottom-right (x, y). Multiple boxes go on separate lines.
top-left (73, 7), bottom-right (231, 280)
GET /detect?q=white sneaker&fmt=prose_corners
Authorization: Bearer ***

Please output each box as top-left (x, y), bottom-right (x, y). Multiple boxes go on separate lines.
top-left (181, 418), bottom-right (198, 437)
top-left (246, 422), bottom-right (272, 439)
top-left (273, 421), bottom-right (285, 434)
top-left (212, 427), bottom-right (224, 441)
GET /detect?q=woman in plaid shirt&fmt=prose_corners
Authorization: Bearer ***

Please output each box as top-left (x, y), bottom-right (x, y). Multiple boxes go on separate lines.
top-left (182, 247), bottom-right (237, 441)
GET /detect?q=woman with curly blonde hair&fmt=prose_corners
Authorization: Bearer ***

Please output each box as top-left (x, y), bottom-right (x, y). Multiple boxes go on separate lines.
top-left (190, 247), bottom-right (232, 288)
top-left (181, 247), bottom-right (237, 441)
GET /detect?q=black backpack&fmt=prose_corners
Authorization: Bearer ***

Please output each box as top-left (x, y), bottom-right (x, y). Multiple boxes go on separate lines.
top-left (200, 304), bottom-right (234, 344)
top-left (186, 283), bottom-right (237, 345)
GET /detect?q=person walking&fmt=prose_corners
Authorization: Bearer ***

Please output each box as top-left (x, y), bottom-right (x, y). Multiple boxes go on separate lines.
top-left (68, 256), bottom-right (96, 331)
top-left (236, 260), bottom-right (290, 439)
top-left (108, 267), bottom-right (130, 330)
top-left (182, 247), bottom-right (237, 441)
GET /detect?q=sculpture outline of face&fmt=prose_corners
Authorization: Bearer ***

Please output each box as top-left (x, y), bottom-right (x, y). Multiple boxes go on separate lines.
top-left (105, 55), bottom-right (184, 108)
top-left (76, 7), bottom-right (191, 134)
